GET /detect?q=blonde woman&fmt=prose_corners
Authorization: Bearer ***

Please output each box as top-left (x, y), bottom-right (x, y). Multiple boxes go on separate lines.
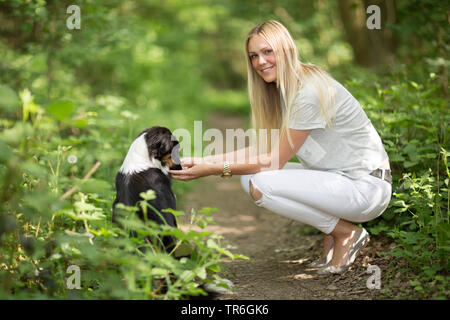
top-left (170, 21), bottom-right (392, 274)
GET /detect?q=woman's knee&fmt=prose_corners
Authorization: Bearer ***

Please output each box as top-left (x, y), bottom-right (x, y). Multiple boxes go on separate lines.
top-left (249, 180), bottom-right (263, 201)
top-left (241, 174), bottom-right (267, 201)
top-left (249, 173), bottom-right (273, 201)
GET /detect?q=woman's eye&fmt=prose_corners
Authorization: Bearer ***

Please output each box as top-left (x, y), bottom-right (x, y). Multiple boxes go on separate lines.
top-left (265, 49), bottom-right (272, 54)
top-left (250, 54), bottom-right (257, 59)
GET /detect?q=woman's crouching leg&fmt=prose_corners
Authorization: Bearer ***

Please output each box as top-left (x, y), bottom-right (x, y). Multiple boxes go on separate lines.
top-left (246, 172), bottom-right (340, 234)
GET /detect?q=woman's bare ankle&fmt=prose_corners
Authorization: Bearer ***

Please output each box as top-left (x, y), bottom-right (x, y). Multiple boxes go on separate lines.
top-left (321, 234), bottom-right (334, 258)
top-left (328, 220), bottom-right (360, 266)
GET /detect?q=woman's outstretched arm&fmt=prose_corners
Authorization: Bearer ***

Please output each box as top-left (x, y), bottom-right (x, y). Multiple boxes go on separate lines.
top-left (183, 146), bottom-right (256, 165)
top-left (170, 129), bottom-right (311, 181)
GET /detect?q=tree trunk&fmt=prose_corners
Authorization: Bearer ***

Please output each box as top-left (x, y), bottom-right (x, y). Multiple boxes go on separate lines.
top-left (337, 0), bottom-right (397, 67)
top-left (337, 0), bottom-right (372, 66)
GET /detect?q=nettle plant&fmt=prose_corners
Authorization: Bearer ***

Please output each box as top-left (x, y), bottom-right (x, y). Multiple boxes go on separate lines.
top-left (387, 148), bottom-right (449, 281)
top-left (0, 84), bottom-right (247, 299)
top-left (1, 187), bottom-right (247, 299)
top-left (104, 190), bottom-right (248, 299)
top-left (0, 122), bottom-right (246, 299)
top-left (343, 68), bottom-right (449, 297)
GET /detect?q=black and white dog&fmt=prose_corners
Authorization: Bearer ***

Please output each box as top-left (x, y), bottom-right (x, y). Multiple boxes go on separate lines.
top-left (112, 126), bottom-right (182, 250)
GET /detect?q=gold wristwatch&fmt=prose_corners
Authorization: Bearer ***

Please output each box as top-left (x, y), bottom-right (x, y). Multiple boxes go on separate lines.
top-left (220, 161), bottom-right (232, 178)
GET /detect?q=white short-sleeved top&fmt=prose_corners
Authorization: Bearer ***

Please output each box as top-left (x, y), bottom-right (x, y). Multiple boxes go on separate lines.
top-left (283, 78), bottom-right (389, 179)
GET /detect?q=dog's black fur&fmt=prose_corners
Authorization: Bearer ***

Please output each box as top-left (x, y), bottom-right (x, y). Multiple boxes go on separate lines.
top-left (112, 126), bottom-right (182, 250)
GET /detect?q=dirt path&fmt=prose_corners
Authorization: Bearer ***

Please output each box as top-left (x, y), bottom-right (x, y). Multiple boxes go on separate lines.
top-left (178, 111), bottom-right (392, 300)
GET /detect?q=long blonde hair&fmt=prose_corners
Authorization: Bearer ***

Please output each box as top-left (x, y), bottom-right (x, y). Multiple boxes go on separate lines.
top-left (245, 20), bottom-right (336, 149)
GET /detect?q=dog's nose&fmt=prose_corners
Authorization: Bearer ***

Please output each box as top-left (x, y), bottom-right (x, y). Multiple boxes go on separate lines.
top-left (170, 163), bottom-right (182, 170)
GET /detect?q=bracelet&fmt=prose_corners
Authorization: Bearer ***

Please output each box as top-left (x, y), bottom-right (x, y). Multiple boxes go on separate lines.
top-left (220, 161), bottom-right (232, 178)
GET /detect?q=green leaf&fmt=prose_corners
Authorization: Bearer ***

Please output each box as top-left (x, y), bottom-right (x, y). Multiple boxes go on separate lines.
top-left (0, 139), bottom-right (14, 162)
top-left (151, 268), bottom-right (169, 276)
top-left (162, 208), bottom-right (185, 217)
top-left (197, 267), bottom-right (207, 280)
top-left (180, 270), bottom-right (196, 283)
top-left (382, 210), bottom-right (395, 220)
top-left (0, 122), bottom-right (34, 146)
top-left (409, 280), bottom-right (421, 286)
top-left (47, 100), bottom-right (75, 121)
top-left (77, 212), bottom-right (106, 221)
top-left (140, 189), bottom-right (156, 200)
top-left (0, 85), bottom-right (20, 112)
top-left (207, 239), bottom-right (234, 259)
top-left (390, 154), bottom-right (405, 162)
top-left (74, 201), bottom-right (97, 212)
top-left (206, 263), bottom-right (221, 273)
top-left (403, 161), bottom-right (418, 168)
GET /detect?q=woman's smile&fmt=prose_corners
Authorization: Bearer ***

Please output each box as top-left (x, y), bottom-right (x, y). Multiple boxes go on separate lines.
top-left (260, 65), bottom-right (274, 73)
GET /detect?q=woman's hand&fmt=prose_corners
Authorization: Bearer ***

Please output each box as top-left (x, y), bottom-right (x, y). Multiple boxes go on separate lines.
top-left (169, 163), bottom-right (219, 181)
top-left (178, 157), bottom-right (203, 168)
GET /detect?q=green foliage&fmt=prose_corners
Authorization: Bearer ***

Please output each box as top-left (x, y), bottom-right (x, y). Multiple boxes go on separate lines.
top-left (394, 0), bottom-right (449, 62)
top-left (0, 65), bottom-right (248, 299)
top-left (0, 193), bottom-right (246, 299)
top-left (0, 0), bottom-right (253, 298)
top-left (0, 85), bottom-right (20, 113)
top-left (339, 62), bottom-right (449, 298)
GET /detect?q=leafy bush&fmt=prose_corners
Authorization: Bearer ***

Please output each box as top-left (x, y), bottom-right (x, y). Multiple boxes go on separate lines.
top-left (0, 80), bottom-right (248, 299)
top-left (340, 64), bottom-right (449, 298)
top-left (0, 134), bottom-right (246, 299)
top-left (0, 191), bottom-right (246, 299)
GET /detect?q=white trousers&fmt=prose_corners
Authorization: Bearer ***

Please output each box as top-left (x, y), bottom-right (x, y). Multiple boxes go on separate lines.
top-left (241, 162), bottom-right (392, 234)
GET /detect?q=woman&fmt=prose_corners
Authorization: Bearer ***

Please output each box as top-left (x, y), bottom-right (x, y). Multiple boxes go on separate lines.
top-left (169, 20), bottom-right (392, 274)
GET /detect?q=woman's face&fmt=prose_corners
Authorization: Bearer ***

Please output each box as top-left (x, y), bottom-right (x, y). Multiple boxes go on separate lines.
top-left (248, 34), bottom-right (277, 83)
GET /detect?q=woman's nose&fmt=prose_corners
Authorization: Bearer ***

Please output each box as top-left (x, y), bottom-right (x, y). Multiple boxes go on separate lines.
top-left (258, 55), bottom-right (267, 65)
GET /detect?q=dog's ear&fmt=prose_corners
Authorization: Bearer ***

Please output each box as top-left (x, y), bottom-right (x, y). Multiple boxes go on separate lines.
top-left (149, 140), bottom-right (167, 160)
top-left (145, 129), bottom-right (172, 160)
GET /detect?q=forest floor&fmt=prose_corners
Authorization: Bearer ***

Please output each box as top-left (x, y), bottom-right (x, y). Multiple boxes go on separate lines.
top-left (178, 111), bottom-right (398, 300)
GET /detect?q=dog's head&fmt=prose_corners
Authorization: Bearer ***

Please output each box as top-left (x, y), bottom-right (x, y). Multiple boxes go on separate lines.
top-left (139, 126), bottom-right (183, 171)
top-left (119, 126), bottom-right (182, 176)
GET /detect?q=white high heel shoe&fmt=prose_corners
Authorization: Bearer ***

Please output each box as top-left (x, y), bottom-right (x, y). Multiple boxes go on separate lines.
top-left (317, 227), bottom-right (370, 275)
top-left (308, 246), bottom-right (334, 268)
